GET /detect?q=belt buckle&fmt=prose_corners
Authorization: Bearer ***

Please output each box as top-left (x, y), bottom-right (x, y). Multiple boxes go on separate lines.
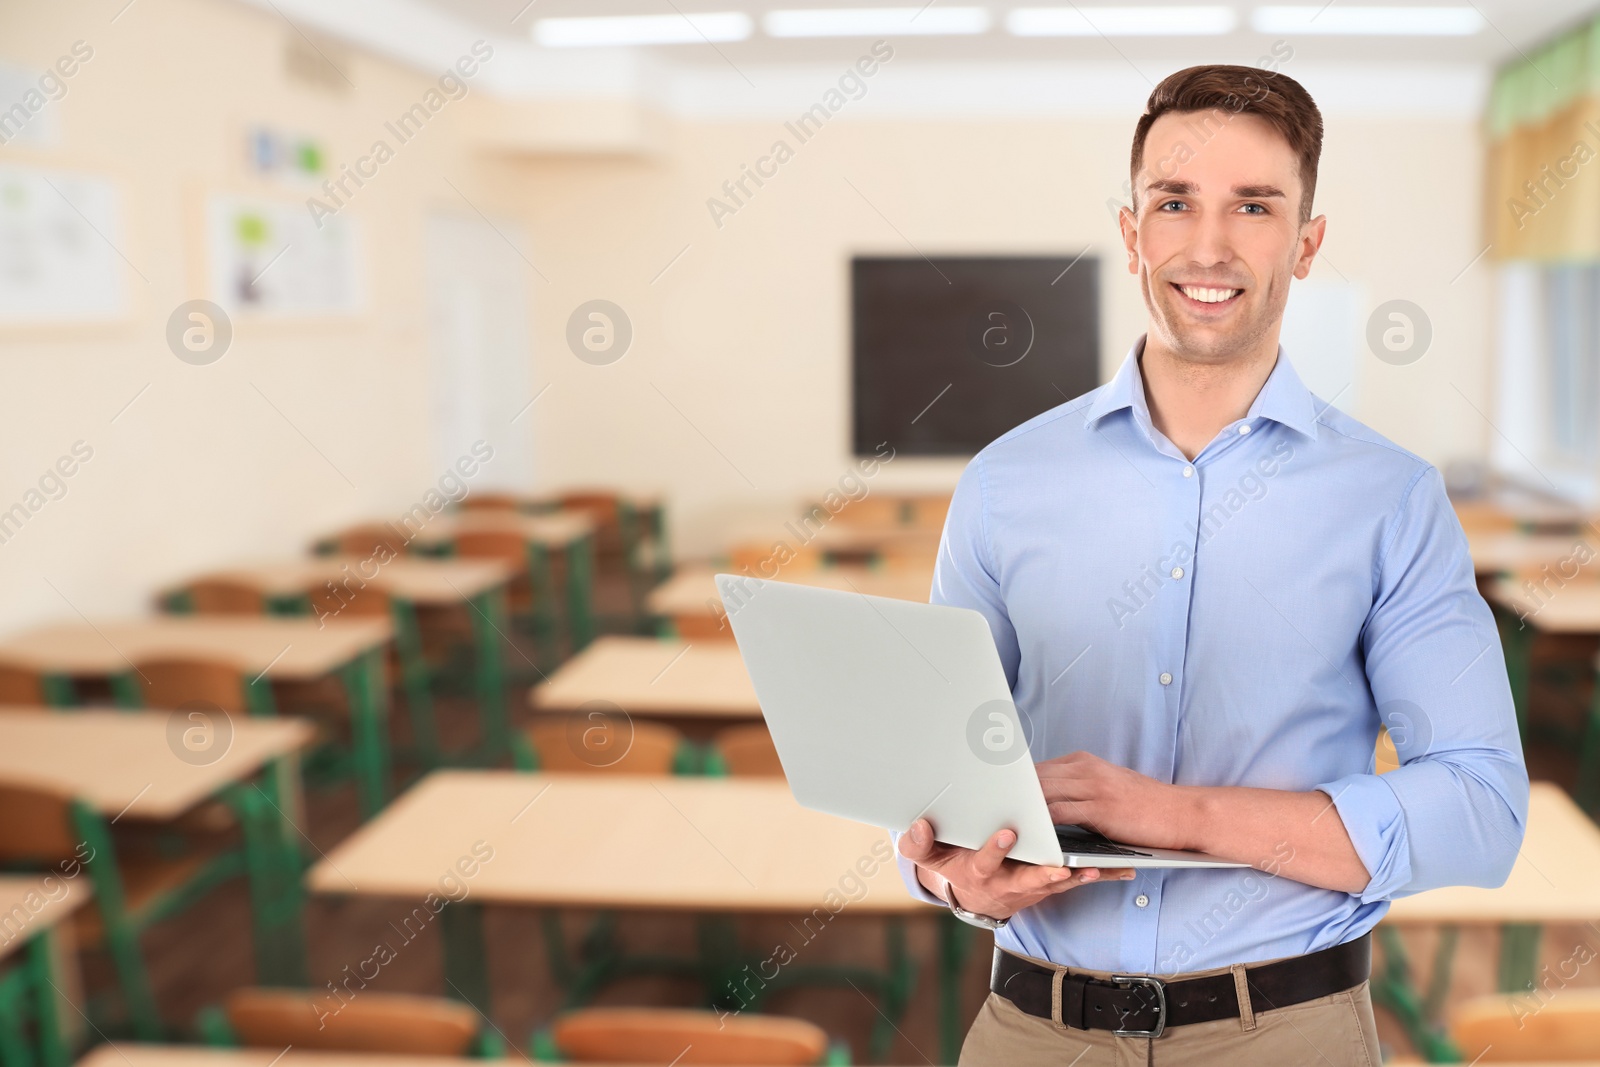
top-left (1109, 974), bottom-right (1166, 1039)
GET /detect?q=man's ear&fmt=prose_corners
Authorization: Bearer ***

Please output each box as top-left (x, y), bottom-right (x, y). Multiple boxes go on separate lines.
top-left (1293, 214), bottom-right (1327, 280)
top-left (1118, 204), bottom-right (1140, 274)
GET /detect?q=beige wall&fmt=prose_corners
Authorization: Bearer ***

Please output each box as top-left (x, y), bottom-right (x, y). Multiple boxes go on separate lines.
top-left (0, 0), bottom-right (1495, 632)
top-left (505, 111), bottom-right (1493, 554)
top-left (0, 0), bottom-right (516, 630)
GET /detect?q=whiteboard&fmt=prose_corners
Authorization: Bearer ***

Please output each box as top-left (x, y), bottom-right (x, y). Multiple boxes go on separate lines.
top-left (0, 165), bottom-right (128, 323)
top-left (205, 194), bottom-right (362, 317)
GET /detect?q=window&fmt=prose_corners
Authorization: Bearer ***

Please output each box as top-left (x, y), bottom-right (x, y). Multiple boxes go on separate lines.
top-left (1543, 264), bottom-right (1600, 464)
top-left (1492, 263), bottom-right (1600, 503)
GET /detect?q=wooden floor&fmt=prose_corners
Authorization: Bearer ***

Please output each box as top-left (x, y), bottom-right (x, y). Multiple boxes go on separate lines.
top-left (73, 570), bottom-right (1600, 1062)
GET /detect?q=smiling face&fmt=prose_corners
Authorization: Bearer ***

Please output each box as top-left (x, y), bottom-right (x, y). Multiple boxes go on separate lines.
top-left (1119, 110), bottom-right (1325, 367)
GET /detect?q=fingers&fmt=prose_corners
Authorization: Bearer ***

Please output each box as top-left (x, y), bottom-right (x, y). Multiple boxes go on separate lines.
top-left (896, 819), bottom-right (935, 863)
top-left (970, 828), bottom-right (1017, 879)
top-left (1048, 866), bottom-right (1137, 892)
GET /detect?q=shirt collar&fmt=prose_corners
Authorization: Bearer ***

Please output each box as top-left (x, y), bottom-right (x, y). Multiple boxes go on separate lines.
top-left (1085, 334), bottom-right (1321, 440)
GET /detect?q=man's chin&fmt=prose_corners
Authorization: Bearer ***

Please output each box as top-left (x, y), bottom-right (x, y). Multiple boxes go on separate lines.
top-left (1155, 325), bottom-right (1247, 363)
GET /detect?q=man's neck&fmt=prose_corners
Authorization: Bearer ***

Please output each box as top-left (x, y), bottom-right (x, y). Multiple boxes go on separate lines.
top-left (1139, 332), bottom-right (1280, 461)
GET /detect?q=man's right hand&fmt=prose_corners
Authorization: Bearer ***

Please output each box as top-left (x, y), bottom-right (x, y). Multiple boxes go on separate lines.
top-left (897, 817), bottom-right (1136, 919)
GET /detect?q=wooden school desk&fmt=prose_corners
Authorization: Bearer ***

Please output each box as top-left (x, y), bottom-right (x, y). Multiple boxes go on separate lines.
top-left (528, 636), bottom-right (758, 740)
top-left (0, 875), bottom-right (91, 1067)
top-left (307, 771), bottom-right (967, 1062)
top-left (1466, 530), bottom-right (1596, 580)
top-left (409, 511), bottom-right (599, 657)
top-left (164, 558), bottom-right (517, 760)
top-left (0, 617), bottom-right (393, 818)
top-left (1375, 782), bottom-right (1600, 1060)
top-left (813, 491), bottom-right (951, 531)
top-left (648, 564), bottom-right (934, 641)
top-left (0, 710), bottom-right (315, 991)
top-left (531, 490), bottom-right (672, 606)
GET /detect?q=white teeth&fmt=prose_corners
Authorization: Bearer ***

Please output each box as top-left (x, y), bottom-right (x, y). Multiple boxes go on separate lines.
top-left (1180, 286), bottom-right (1241, 303)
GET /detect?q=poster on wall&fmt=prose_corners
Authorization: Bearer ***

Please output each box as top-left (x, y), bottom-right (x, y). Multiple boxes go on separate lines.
top-left (0, 164), bottom-right (128, 324)
top-left (205, 193), bottom-right (362, 317)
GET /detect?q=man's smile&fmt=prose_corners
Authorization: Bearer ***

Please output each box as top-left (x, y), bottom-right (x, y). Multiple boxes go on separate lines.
top-left (1170, 282), bottom-right (1246, 312)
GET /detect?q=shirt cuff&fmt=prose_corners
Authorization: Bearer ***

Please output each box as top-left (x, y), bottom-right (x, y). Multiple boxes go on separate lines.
top-left (1314, 772), bottom-right (1412, 903)
top-left (887, 828), bottom-right (951, 907)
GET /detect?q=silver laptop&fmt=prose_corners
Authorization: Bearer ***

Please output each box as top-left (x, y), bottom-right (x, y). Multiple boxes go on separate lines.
top-left (717, 574), bottom-right (1247, 869)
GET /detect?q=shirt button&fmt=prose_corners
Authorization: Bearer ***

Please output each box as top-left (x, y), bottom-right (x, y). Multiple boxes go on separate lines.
top-left (1170, 567), bottom-right (1184, 579)
top-left (1238, 424), bottom-right (1252, 435)
top-left (1135, 893), bottom-right (1150, 908)
top-left (1159, 672), bottom-right (1173, 686)
top-left (1182, 465), bottom-right (1194, 477)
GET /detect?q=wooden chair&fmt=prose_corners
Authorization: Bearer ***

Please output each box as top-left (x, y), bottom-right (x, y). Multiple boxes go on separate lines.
top-left (305, 581), bottom-right (442, 767)
top-left (1453, 500), bottom-right (1520, 536)
top-left (454, 529), bottom-right (534, 613)
top-left (547, 1006), bottom-right (831, 1064)
top-left (133, 657), bottom-right (264, 716)
top-left (217, 986), bottom-right (485, 1054)
top-left (332, 523), bottom-right (411, 560)
top-left (458, 493), bottom-right (525, 512)
top-left (0, 662), bottom-right (49, 707)
top-left (1451, 988), bottom-right (1600, 1060)
top-left (516, 717), bottom-right (684, 775)
top-left (185, 579), bottom-right (266, 616)
top-left (670, 612), bottom-right (736, 642)
top-left (0, 782), bottom-right (225, 1040)
top-left (712, 723), bottom-right (785, 777)
top-left (729, 542), bottom-right (821, 572)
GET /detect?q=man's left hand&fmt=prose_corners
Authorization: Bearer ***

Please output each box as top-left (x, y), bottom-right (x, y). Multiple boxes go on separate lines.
top-left (1036, 750), bottom-right (1195, 851)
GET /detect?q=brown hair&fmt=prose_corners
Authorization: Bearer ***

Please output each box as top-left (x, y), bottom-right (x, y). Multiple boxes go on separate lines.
top-left (1130, 64), bottom-right (1323, 223)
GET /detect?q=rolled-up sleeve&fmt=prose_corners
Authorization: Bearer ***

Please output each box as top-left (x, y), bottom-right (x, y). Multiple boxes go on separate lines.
top-left (891, 453), bottom-right (1022, 906)
top-left (1317, 465), bottom-right (1529, 903)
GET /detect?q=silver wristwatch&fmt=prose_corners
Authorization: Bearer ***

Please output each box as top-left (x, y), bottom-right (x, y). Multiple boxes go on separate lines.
top-left (943, 881), bottom-right (1009, 930)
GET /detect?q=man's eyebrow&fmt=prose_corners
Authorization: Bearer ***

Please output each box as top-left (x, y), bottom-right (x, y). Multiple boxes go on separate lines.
top-left (1142, 179), bottom-right (1289, 201)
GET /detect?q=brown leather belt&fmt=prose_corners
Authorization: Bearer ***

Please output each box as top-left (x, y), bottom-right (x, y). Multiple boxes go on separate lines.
top-left (990, 934), bottom-right (1370, 1038)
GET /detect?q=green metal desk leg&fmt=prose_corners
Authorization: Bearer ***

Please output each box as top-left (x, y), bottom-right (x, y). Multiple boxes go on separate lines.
top-left (230, 757), bottom-right (309, 987)
top-left (440, 901), bottom-right (492, 1017)
top-left (1497, 608), bottom-right (1533, 742)
top-left (939, 914), bottom-right (974, 1065)
top-left (40, 674), bottom-right (75, 708)
top-left (71, 804), bottom-right (162, 1040)
top-left (468, 589), bottom-right (510, 758)
top-left (565, 534), bottom-right (597, 651)
top-left (618, 501), bottom-right (646, 624)
top-left (1370, 926), bottom-right (1462, 1062)
top-left (0, 967), bottom-right (33, 1067)
top-left (26, 928), bottom-right (69, 1067)
top-left (647, 503), bottom-right (671, 584)
top-left (1498, 923), bottom-right (1543, 994)
top-left (341, 649), bottom-right (392, 819)
top-left (527, 544), bottom-right (559, 668)
top-left (867, 917), bottom-right (915, 1063)
top-left (1578, 679), bottom-right (1600, 815)
top-left (391, 598), bottom-right (440, 770)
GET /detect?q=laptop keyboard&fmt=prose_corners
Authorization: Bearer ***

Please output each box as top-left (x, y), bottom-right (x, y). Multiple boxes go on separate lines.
top-left (1054, 826), bottom-right (1154, 858)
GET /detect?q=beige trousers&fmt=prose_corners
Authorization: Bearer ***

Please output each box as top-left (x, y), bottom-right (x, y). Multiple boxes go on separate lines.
top-left (959, 953), bottom-right (1381, 1067)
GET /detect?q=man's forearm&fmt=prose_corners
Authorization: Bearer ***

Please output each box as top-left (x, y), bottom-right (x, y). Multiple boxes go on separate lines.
top-left (1177, 785), bottom-right (1371, 894)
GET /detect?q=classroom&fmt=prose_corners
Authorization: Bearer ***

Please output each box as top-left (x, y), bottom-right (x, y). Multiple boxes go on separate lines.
top-left (1, 0), bottom-right (1599, 1064)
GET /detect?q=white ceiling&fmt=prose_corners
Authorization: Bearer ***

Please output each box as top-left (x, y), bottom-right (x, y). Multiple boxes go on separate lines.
top-left (229, 0), bottom-right (1600, 118)
top-left (425, 0), bottom-right (1598, 65)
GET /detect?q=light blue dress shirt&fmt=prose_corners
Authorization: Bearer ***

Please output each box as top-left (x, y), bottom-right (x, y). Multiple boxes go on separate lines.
top-left (896, 337), bottom-right (1529, 975)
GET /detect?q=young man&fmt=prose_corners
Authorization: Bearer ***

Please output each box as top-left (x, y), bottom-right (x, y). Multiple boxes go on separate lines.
top-left (896, 65), bottom-right (1528, 1063)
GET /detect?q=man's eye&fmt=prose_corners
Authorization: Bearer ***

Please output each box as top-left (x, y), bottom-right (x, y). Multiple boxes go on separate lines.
top-left (1239, 202), bottom-right (1267, 214)
top-left (1158, 200), bottom-right (1187, 212)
